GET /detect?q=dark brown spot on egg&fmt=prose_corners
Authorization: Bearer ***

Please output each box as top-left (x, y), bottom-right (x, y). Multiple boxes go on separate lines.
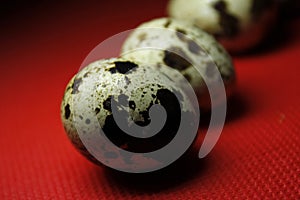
top-left (176, 29), bottom-right (203, 54)
top-left (71, 77), bottom-right (82, 94)
top-left (188, 40), bottom-right (203, 54)
top-left (213, 0), bottom-right (239, 37)
top-left (206, 62), bottom-right (217, 78)
top-left (213, 0), bottom-right (226, 12)
top-left (137, 106), bottom-right (152, 127)
top-left (64, 104), bottom-right (71, 119)
top-left (164, 19), bottom-right (172, 28)
top-left (66, 85), bottom-right (71, 91)
top-left (83, 72), bottom-right (90, 78)
top-left (163, 47), bottom-right (191, 71)
top-left (216, 43), bottom-right (225, 53)
top-left (118, 94), bottom-right (129, 106)
top-left (109, 61), bottom-right (138, 74)
top-left (176, 29), bottom-right (187, 41)
top-left (221, 67), bottom-right (234, 81)
top-left (124, 76), bottom-right (131, 85)
top-left (138, 33), bottom-right (147, 41)
top-left (95, 107), bottom-right (100, 114)
top-left (184, 74), bottom-right (192, 82)
top-left (102, 87), bottom-right (183, 153)
top-left (221, 72), bottom-right (231, 81)
top-left (103, 96), bottom-right (112, 112)
top-left (85, 119), bottom-right (91, 124)
top-left (129, 101), bottom-right (136, 110)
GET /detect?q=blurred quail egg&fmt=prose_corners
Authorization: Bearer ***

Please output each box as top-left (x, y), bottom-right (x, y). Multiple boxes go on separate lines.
top-left (167, 0), bottom-right (278, 52)
top-left (121, 17), bottom-right (235, 109)
top-left (61, 58), bottom-right (198, 169)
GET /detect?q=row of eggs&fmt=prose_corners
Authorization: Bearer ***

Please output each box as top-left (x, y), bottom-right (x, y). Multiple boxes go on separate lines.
top-left (61, 0), bottom-right (278, 170)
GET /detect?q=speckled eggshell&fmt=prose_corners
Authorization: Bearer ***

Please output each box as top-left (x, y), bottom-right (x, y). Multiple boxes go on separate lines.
top-left (120, 17), bottom-right (235, 109)
top-left (61, 58), bottom-right (197, 168)
top-left (167, 0), bottom-right (278, 52)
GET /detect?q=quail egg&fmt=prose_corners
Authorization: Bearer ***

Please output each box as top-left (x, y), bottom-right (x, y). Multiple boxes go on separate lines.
top-left (167, 0), bottom-right (278, 52)
top-left (121, 17), bottom-right (235, 110)
top-left (61, 58), bottom-right (198, 170)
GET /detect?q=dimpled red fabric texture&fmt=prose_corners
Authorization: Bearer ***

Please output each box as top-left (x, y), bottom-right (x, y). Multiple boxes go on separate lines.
top-left (0, 1), bottom-right (299, 199)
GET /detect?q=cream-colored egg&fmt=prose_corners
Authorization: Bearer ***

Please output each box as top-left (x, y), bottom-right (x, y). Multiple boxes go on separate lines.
top-left (121, 17), bottom-right (235, 109)
top-left (61, 58), bottom-right (198, 169)
top-left (168, 0), bottom-right (278, 52)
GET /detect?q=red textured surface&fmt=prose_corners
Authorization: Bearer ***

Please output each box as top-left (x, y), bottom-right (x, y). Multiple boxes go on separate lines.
top-left (0, 1), bottom-right (299, 199)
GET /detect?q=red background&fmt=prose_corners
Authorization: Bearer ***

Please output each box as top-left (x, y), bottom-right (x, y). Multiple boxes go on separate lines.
top-left (0, 1), bottom-right (299, 199)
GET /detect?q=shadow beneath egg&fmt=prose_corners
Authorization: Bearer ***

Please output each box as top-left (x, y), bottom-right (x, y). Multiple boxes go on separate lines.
top-left (199, 91), bottom-right (249, 128)
top-left (233, 15), bottom-right (296, 57)
top-left (100, 147), bottom-right (210, 193)
top-left (225, 92), bottom-right (249, 123)
top-left (91, 94), bottom-right (248, 192)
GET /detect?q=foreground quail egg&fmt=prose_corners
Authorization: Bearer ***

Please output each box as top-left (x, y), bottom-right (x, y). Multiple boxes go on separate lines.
top-left (167, 0), bottom-right (278, 52)
top-left (121, 17), bottom-right (235, 109)
top-left (61, 58), bottom-right (198, 170)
